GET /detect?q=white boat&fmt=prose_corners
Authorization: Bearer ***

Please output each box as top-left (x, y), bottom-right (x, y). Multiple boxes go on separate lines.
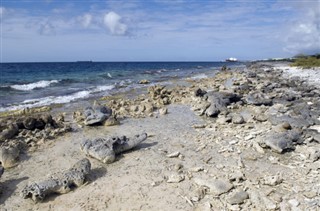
top-left (226, 57), bottom-right (238, 62)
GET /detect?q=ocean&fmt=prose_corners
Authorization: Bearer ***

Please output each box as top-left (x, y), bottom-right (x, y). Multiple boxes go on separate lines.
top-left (0, 62), bottom-right (242, 112)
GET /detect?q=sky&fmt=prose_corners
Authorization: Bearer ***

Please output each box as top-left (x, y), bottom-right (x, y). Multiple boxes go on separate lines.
top-left (0, 0), bottom-right (319, 62)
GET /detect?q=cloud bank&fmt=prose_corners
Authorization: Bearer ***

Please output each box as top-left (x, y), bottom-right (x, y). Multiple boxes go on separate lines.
top-left (284, 3), bottom-right (320, 54)
top-left (104, 11), bottom-right (128, 35)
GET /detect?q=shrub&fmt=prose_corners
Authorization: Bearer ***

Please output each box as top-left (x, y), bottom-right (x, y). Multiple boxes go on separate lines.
top-left (291, 54), bottom-right (320, 68)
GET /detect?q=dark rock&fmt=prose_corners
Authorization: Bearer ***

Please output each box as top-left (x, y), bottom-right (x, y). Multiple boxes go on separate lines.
top-left (205, 92), bottom-right (240, 117)
top-left (0, 124), bottom-right (19, 141)
top-left (41, 114), bottom-right (53, 125)
top-left (268, 115), bottom-right (311, 129)
top-left (34, 118), bottom-right (45, 130)
top-left (244, 91), bottom-right (272, 106)
top-left (194, 88), bottom-right (207, 97)
top-left (264, 130), bottom-right (302, 153)
top-left (0, 165), bottom-right (3, 178)
top-left (23, 117), bottom-right (36, 130)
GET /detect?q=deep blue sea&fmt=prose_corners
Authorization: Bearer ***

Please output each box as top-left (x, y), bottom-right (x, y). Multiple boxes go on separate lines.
top-left (0, 62), bottom-right (242, 112)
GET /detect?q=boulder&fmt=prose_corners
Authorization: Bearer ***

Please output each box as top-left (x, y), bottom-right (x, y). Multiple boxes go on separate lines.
top-left (0, 124), bottom-right (19, 141)
top-left (264, 130), bottom-right (302, 153)
top-left (194, 178), bottom-right (233, 196)
top-left (205, 92), bottom-right (240, 117)
top-left (80, 133), bottom-right (147, 163)
top-left (84, 106), bottom-right (112, 126)
top-left (244, 91), bottom-right (272, 106)
top-left (139, 79), bottom-right (150, 84)
top-left (0, 145), bottom-right (20, 168)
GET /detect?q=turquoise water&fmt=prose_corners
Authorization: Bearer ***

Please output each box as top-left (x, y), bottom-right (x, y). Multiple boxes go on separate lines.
top-left (0, 62), bottom-right (242, 111)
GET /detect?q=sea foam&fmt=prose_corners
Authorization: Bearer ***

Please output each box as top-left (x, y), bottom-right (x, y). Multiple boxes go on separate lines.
top-left (0, 85), bottom-right (115, 112)
top-left (10, 80), bottom-right (59, 91)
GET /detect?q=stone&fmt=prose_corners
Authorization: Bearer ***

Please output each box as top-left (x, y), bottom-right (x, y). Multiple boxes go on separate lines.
top-left (0, 145), bottom-right (20, 168)
top-left (81, 133), bottom-right (147, 163)
top-left (264, 130), bottom-right (301, 153)
top-left (194, 88), bottom-right (207, 97)
top-left (0, 164), bottom-right (4, 179)
top-left (205, 92), bottom-right (240, 117)
top-left (194, 178), bottom-right (233, 196)
top-left (103, 116), bottom-right (120, 126)
top-left (288, 199), bottom-right (300, 207)
top-left (23, 117), bottom-right (36, 130)
top-left (227, 191), bottom-right (249, 205)
top-left (84, 106), bottom-right (112, 126)
top-left (309, 149), bottom-right (320, 162)
top-left (167, 151), bottom-right (180, 158)
top-left (21, 158), bottom-right (91, 202)
top-left (244, 91), bottom-right (272, 106)
top-left (0, 124), bottom-right (19, 141)
top-left (167, 174), bottom-right (185, 183)
top-left (159, 107), bottom-right (168, 115)
top-left (232, 115), bottom-right (245, 124)
top-left (263, 175), bottom-right (283, 186)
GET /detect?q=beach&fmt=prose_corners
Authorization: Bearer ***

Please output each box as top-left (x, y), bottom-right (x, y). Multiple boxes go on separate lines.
top-left (0, 62), bottom-right (319, 210)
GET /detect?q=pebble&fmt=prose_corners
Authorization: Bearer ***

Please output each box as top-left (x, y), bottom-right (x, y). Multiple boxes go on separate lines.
top-left (263, 175), bottom-right (283, 186)
top-left (190, 166), bottom-right (204, 172)
top-left (227, 190), bottom-right (249, 205)
top-left (194, 178), bottom-right (233, 196)
top-left (167, 174), bottom-right (185, 183)
top-left (167, 151), bottom-right (180, 158)
top-left (288, 199), bottom-right (300, 207)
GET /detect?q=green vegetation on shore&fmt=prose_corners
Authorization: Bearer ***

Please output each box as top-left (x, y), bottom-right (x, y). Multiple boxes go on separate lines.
top-left (291, 54), bottom-right (320, 68)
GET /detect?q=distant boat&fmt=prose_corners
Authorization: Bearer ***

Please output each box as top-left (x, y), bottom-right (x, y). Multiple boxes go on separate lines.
top-left (225, 57), bottom-right (238, 62)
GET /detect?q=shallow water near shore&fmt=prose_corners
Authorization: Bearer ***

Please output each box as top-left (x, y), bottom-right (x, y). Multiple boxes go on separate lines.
top-left (0, 61), bottom-right (243, 112)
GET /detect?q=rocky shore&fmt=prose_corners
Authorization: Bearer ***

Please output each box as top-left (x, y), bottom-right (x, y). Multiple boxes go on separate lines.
top-left (0, 62), bottom-right (319, 210)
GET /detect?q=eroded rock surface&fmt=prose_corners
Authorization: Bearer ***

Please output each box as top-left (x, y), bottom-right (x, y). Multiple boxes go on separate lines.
top-left (80, 133), bottom-right (147, 163)
top-left (21, 158), bottom-right (91, 202)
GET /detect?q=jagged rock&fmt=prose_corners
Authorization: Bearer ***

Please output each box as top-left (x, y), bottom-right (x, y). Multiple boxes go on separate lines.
top-left (80, 133), bottom-right (147, 163)
top-left (264, 130), bottom-right (301, 153)
top-left (84, 106), bottom-right (112, 126)
top-left (309, 149), bottom-right (320, 162)
top-left (244, 91), bottom-right (272, 106)
top-left (194, 178), bottom-right (233, 196)
top-left (21, 158), bottom-right (91, 202)
top-left (227, 191), bottom-right (249, 205)
top-left (194, 88), bottom-right (207, 97)
top-left (0, 124), bottom-right (19, 141)
top-left (0, 145), bottom-right (20, 168)
top-left (205, 92), bottom-right (240, 117)
top-left (23, 117), bottom-right (36, 130)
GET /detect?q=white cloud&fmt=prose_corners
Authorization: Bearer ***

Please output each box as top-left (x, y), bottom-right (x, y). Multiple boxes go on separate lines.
top-left (38, 22), bottom-right (55, 35)
top-left (103, 11), bottom-right (128, 35)
top-left (283, 3), bottom-right (320, 54)
top-left (79, 13), bottom-right (92, 28)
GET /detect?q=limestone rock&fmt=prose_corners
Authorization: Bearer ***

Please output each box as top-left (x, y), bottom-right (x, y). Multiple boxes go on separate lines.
top-left (264, 130), bottom-right (301, 153)
top-left (21, 158), bottom-right (91, 202)
top-left (227, 191), bottom-right (249, 205)
top-left (194, 178), bottom-right (233, 196)
top-left (0, 124), bottom-right (19, 141)
top-left (0, 145), bottom-right (20, 168)
top-left (81, 133), bottom-right (147, 163)
top-left (167, 174), bottom-right (185, 183)
top-left (84, 106), bottom-right (112, 126)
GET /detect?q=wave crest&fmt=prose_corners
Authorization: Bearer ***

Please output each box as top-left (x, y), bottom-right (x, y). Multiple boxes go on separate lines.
top-left (10, 80), bottom-right (59, 91)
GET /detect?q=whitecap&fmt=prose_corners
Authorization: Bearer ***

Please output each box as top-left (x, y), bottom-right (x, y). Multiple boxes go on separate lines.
top-left (10, 80), bottom-right (59, 91)
top-left (0, 85), bottom-right (115, 112)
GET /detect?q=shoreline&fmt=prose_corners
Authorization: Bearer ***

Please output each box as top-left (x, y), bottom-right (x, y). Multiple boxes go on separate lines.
top-left (0, 62), bottom-right (319, 210)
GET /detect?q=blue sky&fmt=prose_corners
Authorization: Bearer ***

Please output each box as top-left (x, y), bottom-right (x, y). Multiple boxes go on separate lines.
top-left (1, 0), bottom-right (319, 62)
